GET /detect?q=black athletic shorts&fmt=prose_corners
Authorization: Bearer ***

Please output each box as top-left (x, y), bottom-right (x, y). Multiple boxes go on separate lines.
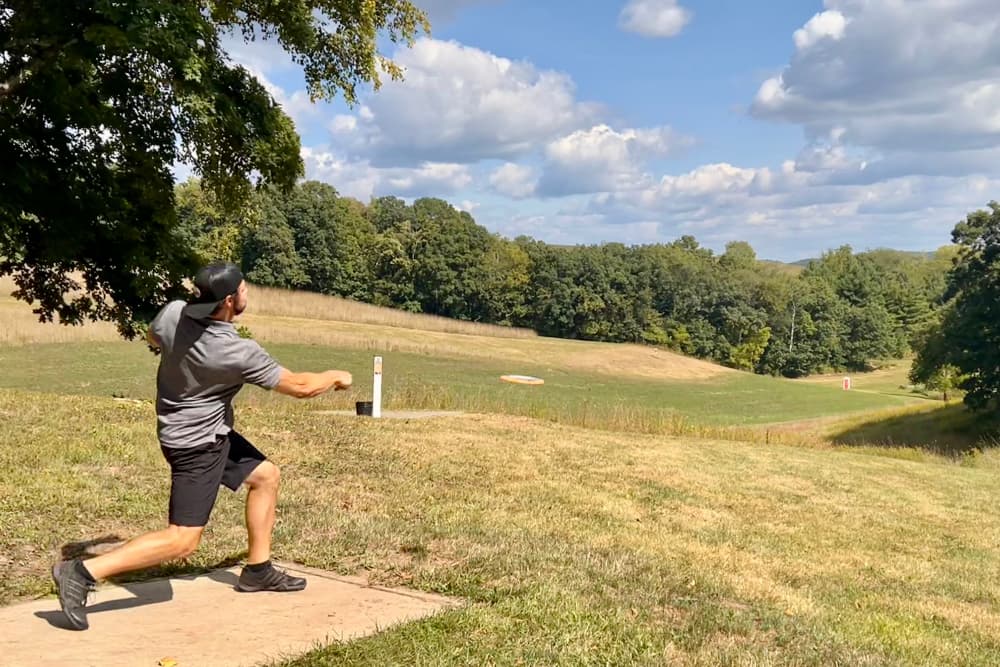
top-left (160, 431), bottom-right (267, 527)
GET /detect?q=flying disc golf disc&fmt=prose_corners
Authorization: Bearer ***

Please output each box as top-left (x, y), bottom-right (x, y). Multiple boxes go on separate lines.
top-left (500, 374), bottom-right (544, 385)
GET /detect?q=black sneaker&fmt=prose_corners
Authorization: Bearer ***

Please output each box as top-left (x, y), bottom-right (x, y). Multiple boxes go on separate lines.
top-left (236, 564), bottom-right (307, 592)
top-left (51, 560), bottom-right (95, 630)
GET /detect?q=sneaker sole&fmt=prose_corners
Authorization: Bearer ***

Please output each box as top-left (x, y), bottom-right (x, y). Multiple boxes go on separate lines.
top-left (235, 581), bottom-right (307, 593)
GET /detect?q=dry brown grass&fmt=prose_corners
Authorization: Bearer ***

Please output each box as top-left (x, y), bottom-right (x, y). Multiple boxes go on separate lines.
top-left (241, 285), bottom-right (729, 381)
top-left (0, 276), bottom-right (535, 342)
top-left (238, 312), bottom-right (730, 381)
top-left (248, 285), bottom-right (536, 338)
top-left (0, 282), bottom-right (120, 346)
top-left (1, 279), bottom-right (730, 381)
top-left (0, 304), bottom-right (119, 346)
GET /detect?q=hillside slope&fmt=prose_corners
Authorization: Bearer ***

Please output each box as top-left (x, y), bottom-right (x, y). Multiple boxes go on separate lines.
top-left (2, 279), bottom-right (731, 382)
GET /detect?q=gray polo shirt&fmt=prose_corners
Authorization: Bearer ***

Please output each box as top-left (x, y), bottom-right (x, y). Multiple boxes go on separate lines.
top-left (149, 300), bottom-right (283, 449)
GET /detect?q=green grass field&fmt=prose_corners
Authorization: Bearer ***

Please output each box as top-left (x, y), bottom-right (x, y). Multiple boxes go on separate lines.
top-left (0, 341), bottom-right (917, 432)
top-left (5, 295), bottom-right (1000, 665)
top-left (796, 359), bottom-right (943, 402)
top-left (4, 388), bottom-right (1000, 665)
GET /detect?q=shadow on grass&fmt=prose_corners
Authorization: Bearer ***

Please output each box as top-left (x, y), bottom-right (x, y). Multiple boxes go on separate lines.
top-left (60, 534), bottom-right (126, 560)
top-left (831, 403), bottom-right (1000, 457)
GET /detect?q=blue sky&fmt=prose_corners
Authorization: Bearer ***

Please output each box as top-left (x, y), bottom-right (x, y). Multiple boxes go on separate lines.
top-left (222, 0), bottom-right (1000, 261)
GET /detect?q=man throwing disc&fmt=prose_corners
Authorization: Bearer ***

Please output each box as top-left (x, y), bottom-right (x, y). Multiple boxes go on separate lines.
top-left (51, 261), bottom-right (353, 630)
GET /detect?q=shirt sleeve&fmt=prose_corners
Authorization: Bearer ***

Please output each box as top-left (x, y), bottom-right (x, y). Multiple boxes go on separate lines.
top-left (237, 339), bottom-right (283, 389)
top-left (149, 301), bottom-right (183, 343)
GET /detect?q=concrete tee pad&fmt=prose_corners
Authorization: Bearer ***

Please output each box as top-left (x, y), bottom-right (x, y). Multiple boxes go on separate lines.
top-left (0, 562), bottom-right (460, 667)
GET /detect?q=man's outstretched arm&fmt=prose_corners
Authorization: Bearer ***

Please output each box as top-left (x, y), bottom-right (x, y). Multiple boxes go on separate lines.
top-left (273, 369), bottom-right (352, 399)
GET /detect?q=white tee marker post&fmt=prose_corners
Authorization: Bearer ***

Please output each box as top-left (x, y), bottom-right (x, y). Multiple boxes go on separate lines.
top-left (373, 356), bottom-right (383, 418)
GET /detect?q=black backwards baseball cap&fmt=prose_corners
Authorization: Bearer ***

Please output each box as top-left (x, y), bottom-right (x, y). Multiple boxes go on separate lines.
top-left (183, 261), bottom-right (244, 319)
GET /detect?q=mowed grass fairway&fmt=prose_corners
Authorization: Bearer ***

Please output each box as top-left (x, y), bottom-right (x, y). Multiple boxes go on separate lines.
top-left (4, 286), bottom-right (1000, 664)
top-left (4, 391), bottom-right (1000, 665)
top-left (796, 360), bottom-right (938, 402)
top-left (0, 340), bottom-right (915, 432)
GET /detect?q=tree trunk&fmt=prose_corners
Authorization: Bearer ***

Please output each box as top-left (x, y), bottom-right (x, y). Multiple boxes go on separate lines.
top-left (788, 301), bottom-right (796, 354)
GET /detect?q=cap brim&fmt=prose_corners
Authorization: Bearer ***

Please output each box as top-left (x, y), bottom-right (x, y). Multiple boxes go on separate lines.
top-left (182, 301), bottom-right (222, 320)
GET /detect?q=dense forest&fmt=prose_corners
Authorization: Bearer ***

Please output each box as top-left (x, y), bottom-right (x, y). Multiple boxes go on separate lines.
top-left (175, 179), bottom-right (955, 379)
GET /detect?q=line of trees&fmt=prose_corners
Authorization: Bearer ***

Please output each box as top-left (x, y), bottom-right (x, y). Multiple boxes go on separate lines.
top-left (176, 179), bottom-right (955, 378)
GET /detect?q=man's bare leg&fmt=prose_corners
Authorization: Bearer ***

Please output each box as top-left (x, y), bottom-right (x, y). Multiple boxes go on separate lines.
top-left (236, 461), bottom-right (306, 592)
top-left (81, 525), bottom-right (205, 581)
top-left (244, 461), bottom-right (280, 564)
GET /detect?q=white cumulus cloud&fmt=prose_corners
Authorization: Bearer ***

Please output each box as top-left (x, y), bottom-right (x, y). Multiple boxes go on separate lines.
top-left (619, 0), bottom-right (692, 38)
top-left (793, 10), bottom-right (848, 50)
top-left (490, 163), bottom-right (539, 199)
top-left (385, 162), bottom-right (472, 193)
top-left (752, 0), bottom-right (1000, 154)
top-left (336, 38), bottom-right (600, 165)
top-left (538, 124), bottom-right (693, 196)
top-left (301, 147), bottom-right (472, 200)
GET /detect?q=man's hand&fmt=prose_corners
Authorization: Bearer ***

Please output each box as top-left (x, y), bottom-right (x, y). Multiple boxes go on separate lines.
top-left (274, 368), bottom-right (352, 399)
top-left (329, 370), bottom-right (352, 391)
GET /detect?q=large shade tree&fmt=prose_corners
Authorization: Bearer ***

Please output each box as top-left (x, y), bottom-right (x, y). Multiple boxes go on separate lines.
top-left (911, 202), bottom-right (1000, 409)
top-left (0, 0), bottom-right (427, 336)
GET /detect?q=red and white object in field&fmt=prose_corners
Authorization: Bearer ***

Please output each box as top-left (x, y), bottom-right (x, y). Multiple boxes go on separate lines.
top-left (843, 377), bottom-right (851, 391)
